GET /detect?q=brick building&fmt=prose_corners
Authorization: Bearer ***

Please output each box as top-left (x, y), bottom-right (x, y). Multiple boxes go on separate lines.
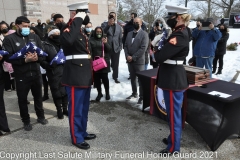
top-left (0, 0), bottom-right (117, 28)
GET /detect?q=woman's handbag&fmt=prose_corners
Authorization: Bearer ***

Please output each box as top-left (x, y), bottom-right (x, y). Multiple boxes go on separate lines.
top-left (92, 43), bottom-right (107, 71)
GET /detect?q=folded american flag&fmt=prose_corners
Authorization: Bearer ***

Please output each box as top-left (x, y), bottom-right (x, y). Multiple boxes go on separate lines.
top-left (50, 49), bottom-right (66, 65)
top-left (9, 42), bottom-right (48, 60)
top-left (158, 28), bottom-right (168, 50)
top-left (0, 50), bottom-right (9, 56)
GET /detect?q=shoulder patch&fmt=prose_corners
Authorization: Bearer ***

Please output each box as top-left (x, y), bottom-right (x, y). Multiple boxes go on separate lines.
top-left (169, 37), bottom-right (177, 45)
top-left (63, 28), bottom-right (70, 32)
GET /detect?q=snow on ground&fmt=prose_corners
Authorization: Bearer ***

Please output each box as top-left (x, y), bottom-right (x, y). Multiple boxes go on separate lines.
top-left (90, 28), bottom-right (240, 108)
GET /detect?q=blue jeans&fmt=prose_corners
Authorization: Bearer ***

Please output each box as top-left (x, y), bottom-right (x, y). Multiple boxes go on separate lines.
top-left (196, 57), bottom-right (214, 78)
top-left (145, 64), bottom-right (148, 70)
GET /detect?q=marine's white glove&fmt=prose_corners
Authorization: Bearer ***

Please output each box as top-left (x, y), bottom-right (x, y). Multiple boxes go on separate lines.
top-left (74, 12), bottom-right (86, 19)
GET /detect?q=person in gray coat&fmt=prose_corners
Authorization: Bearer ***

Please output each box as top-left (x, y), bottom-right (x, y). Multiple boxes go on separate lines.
top-left (124, 17), bottom-right (148, 104)
top-left (101, 12), bottom-right (122, 83)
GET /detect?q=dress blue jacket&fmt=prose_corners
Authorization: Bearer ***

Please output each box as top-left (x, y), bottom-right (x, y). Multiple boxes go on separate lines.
top-left (192, 28), bottom-right (222, 57)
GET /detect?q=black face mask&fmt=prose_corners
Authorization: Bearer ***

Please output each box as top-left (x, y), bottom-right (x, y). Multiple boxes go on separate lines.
top-left (167, 18), bottom-right (177, 29)
top-left (219, 29), bottom-right (225, 32)
top-left (56, 23), bottom-right (63, 30)
top-left (50, 36), bottom-right (60, 44)
top-left (52, 35), bottom-right (60, 39)
top-left (133, 23), bottom-right (139, 30)
top-left (38, 22), bottom-right (41, 25)
top-left (1, 28), bottom-right (8, 34)
top-left (197, 24), bottom-right (200, 28)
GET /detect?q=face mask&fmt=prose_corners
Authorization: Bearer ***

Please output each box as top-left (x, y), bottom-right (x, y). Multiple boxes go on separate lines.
top-left (43, 26), bottom-right (45, 29)
top-left (56, 23), bottom-right (63, 30)
top-left (197, 24), bottom-right (200, 28)
top-left (159, 24), bottom-right (163, 27)
top-left (85, 28), bottom-right (92, 33)
top-left (133, 23), bottom-right (139, 30)
top-left (96, 34), bottom-right (102, 38)
top-left (38, 22), bottom-right (41, 25)
top-left (20, 27), bottom-right (30, 36)
top-left (52, 35), bottom-right (60, 39)
top-left (219, 29), bottom-right (225, 32)
top-left (167, 18), bottom-right (177, 29)
top-left (1, 28), bottom-right (8, 34)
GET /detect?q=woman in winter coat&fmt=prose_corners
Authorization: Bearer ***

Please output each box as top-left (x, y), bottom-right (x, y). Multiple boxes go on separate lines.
top-left (0, 54), bottom-right (10, 135)
top-left (212, 24), bottom-right (229, 75)
top-left (89, 27), bottom-right (112, 101)
top-left (41, 29), bottom-right (68, 119)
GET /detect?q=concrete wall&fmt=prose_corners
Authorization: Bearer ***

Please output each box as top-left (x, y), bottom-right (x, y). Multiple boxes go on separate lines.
top-left (0, 0), bottom-right (23, 24)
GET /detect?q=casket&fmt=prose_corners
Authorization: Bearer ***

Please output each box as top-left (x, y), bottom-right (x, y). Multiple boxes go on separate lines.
top-left (184, 65), bottom-right (211, 84)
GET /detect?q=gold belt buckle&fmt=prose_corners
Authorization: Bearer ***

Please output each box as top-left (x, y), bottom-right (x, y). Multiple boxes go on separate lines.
top-left (88, 54), bottom-right (91, 59)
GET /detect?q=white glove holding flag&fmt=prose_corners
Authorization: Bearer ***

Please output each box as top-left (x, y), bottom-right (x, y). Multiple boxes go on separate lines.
top-left (74, 12), bottom-right (86, 20)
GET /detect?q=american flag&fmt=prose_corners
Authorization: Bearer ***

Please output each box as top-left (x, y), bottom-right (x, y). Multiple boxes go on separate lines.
top-left (9, 42), bottom-right (48, 60)
top-left (158, 28), bottom-right (168, 50)
top-left (0, 50), bottom-right (9, 56)
top-left (50, 49), bottom-right (66, 65)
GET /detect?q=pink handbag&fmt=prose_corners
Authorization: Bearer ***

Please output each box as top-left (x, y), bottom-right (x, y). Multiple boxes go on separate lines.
top-left (92, 43), bottom-right (107, 71)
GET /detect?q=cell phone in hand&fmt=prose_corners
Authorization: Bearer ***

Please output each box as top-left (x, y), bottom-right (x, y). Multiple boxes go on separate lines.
top-left (103, 34), bottom-right (107, 38)
top-left (201, 22), bottom-right (211, 30)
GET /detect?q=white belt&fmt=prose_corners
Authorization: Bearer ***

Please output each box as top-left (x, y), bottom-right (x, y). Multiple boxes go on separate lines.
top-left (66, 55), bottom-right (91, 60)
top-left (164, 59), bottom-right (184, 65)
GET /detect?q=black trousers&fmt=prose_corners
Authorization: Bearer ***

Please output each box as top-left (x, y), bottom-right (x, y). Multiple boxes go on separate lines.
top-left (213, 55), bottom-right (224, 69)
top-left (0, 83), bottom-right (10, 132)
top-left (53, 95), bottom-right (68, 111)
top-left (3, 72), bottom-right (15, 91)
top-left (94, 73), bottom-right (109, 95)
top-left (42, 74), bottom-right (49, 97)
top-left (110, 50), bottom-right (120, 79)
top-left (15, 75), bottom-right (45, 123)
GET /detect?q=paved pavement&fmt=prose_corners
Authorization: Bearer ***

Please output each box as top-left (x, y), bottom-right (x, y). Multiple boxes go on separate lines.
top-left (0, 90), bottom-right (240, 160)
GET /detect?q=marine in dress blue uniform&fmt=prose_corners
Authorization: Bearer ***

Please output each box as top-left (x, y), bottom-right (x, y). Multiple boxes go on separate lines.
top-left (60, 1), bottom-right (96, 150)
top-left (154, 5), bottom-right (191, 154)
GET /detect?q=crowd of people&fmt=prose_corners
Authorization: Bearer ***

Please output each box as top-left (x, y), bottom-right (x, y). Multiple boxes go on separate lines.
top-left (0, 2), bottom-right (230, 153)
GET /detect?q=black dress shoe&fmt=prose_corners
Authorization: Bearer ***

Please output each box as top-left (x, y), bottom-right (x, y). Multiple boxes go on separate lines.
top-left (159, 149), bottom-right (172, 155)
top-left (0, 131), bottom-right (3, 136)
top-left (162, 138), bottom-right (168, 145)
top-left (114, 79), bottom-right (120, 83)
top-left (24, 123), bottom-right (32, 131)
top-left (37, 118), bottom-right (48, 125)
top-left (106, 94), bottom-right (110, 100)
top-left (57, 110), bottom-right (64, 119)
top-left (96, 93), bottom-right (103, 101)
top-left (84, 134), bottom-right (96, 140)
top-left (72, 142), bottom-right (90, 150)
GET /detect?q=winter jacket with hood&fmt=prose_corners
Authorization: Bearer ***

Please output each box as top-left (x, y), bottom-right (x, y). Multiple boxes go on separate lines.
top-left (192, 28), bottom-right (222, 57)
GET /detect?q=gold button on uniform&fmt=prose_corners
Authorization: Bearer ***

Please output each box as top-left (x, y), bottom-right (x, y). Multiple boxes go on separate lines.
top-left (80, 64), bottom-right (83, 66)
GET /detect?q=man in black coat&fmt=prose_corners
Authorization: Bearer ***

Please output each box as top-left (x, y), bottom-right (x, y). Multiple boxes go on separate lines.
top-left (3, 16), bottom-right (48, 131)
top-left (60, 2), bottom-right (96, 150)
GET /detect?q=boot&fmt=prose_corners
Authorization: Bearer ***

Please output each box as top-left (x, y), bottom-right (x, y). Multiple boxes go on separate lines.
top-left (54, 98), bottom-right (64, 119)
top-left (62, 96), bottom-right (68, 116)
top-left (95, 93), bottom-right (103, 101)
top-left (57, 109), bottom-right (64, 119)
top-left (216, 68), bottom-right (222, 75)
top-left (212, 67), bottom-right (216, 74)
top-left (105, 90), bottom-right (110, 100)
top-left (106, 94), bottom-right (110, 100)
